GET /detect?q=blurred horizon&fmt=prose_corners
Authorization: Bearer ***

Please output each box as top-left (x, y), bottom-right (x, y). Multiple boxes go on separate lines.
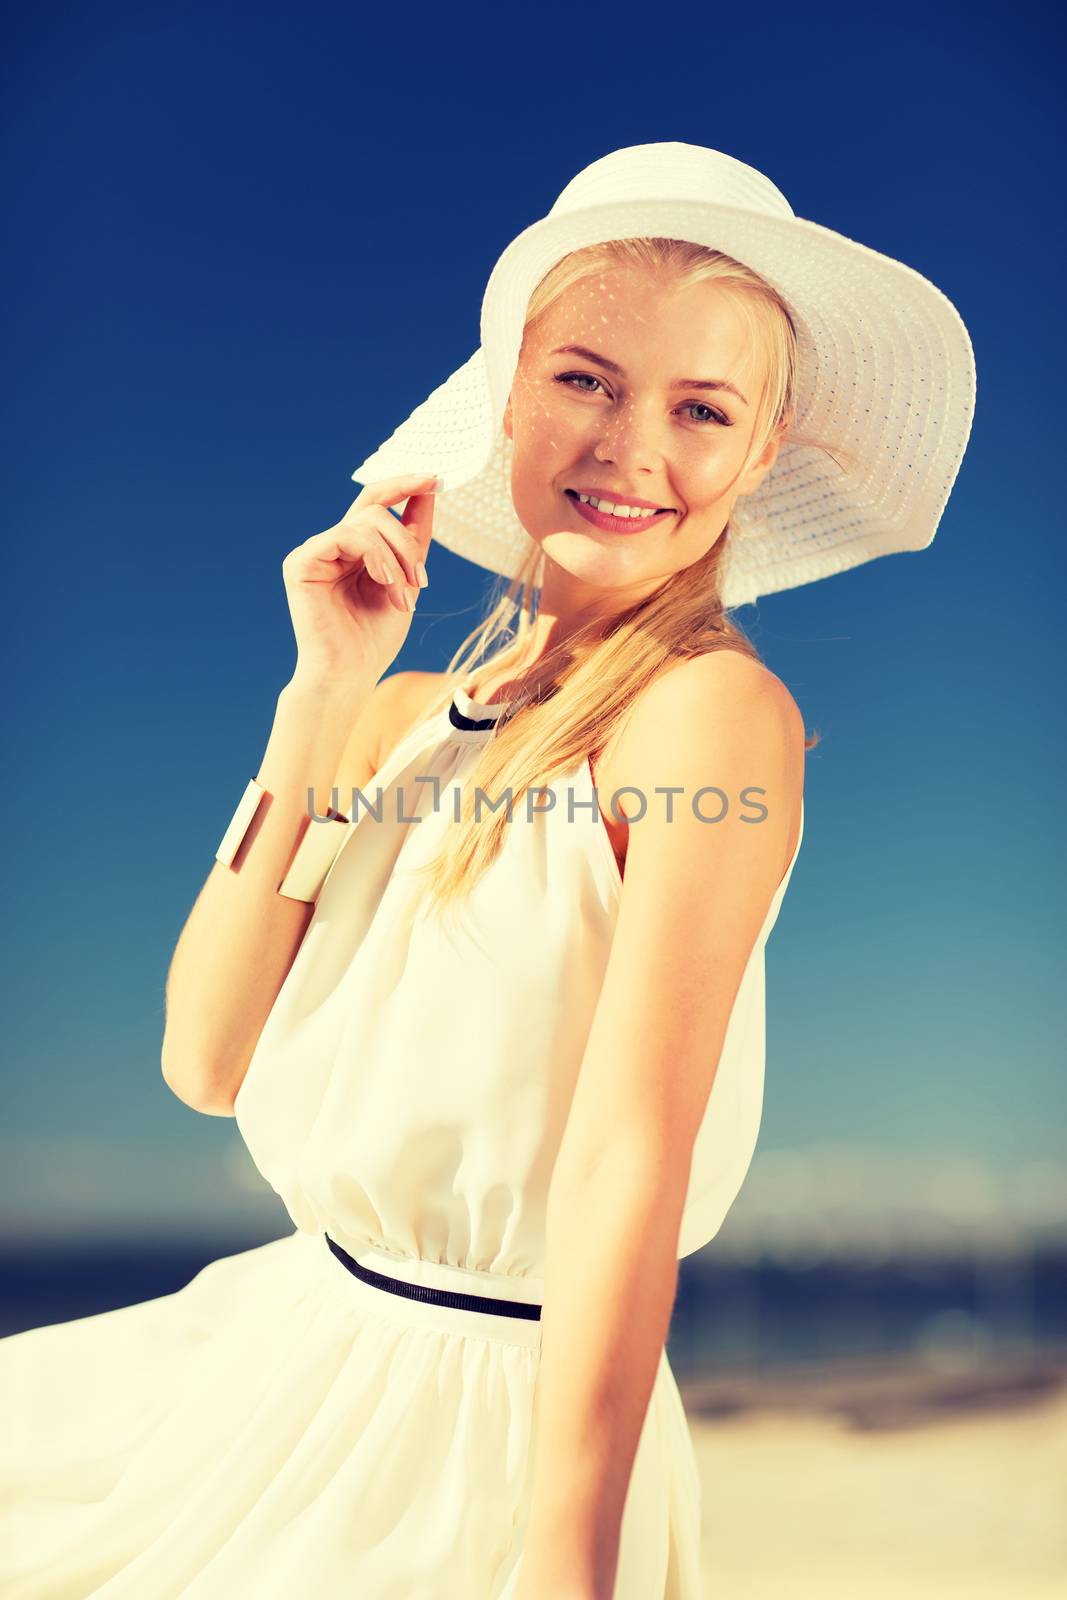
top-left (4, 1135), bottom-right (1065, 1371)
top-left (3, 1133), bottom-right (1065, 1259)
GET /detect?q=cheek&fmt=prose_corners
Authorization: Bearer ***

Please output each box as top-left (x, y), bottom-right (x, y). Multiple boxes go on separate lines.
top-left (679, 445), bottom-right (742, 509)
top-left (511, 410), bottom-right (582, 493)
top-left (513, 384), bottom-right (590, 450)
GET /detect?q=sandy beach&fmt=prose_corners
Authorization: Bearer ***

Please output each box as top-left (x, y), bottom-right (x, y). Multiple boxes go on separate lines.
top-left (680, 1353), bottom-right (1067, 1598)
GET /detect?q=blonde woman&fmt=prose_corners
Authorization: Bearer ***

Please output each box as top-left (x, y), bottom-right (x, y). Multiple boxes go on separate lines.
top-left (0, 144), bottom-right (975, 1600)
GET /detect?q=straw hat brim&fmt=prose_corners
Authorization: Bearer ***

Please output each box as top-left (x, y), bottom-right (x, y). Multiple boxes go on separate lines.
top-left (351, 195), bottom-right (976, 609)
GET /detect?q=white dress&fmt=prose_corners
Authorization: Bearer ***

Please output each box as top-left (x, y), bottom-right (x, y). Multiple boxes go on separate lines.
top-left (0, 680), bottom-right (804, 1600)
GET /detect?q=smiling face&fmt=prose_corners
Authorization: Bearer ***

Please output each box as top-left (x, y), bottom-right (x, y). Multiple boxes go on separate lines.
top-left (503, 265), bottom-right (786, 603)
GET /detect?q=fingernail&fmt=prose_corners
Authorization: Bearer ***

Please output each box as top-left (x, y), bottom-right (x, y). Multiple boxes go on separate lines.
top-left (405, 589), bottom-right (416, 612)
top-left (416, 561), bottom-right (428, 588)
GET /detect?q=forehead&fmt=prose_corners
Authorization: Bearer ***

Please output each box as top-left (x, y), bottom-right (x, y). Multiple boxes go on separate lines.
top-left (523, 265), bottom-right (763, 384)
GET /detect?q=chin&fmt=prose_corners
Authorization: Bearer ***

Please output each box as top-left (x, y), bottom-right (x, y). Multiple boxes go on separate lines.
top-left (540, 530), bottom-right (646, 575)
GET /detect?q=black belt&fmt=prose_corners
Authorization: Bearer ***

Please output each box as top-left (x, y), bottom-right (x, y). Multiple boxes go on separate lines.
top-left (325, 1234), bottom-right (542, 1321)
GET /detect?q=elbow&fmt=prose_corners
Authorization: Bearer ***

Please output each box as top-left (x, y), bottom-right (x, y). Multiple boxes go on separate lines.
top-left (160, 1041), bottom-right (238, 1118)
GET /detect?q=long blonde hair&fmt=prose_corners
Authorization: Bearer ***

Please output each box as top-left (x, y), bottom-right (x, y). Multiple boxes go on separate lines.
top-left (406, 237), bottom-right (827, 929)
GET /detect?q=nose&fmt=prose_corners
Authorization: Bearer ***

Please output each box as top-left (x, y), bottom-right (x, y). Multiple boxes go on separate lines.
top-left (592, 395), bottom-right (666, 478)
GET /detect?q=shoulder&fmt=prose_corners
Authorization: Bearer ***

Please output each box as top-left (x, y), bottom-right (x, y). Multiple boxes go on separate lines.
top-left (640, 650), bottom-right (800, 724)
top-left (379, 668), bottom-right (451, 715)
top-left (601, 652), bottom-right (806, 874)
top-left (610, 651), bottom-right (804, 777)
top-left (373, 670), bottom-right (453, 770)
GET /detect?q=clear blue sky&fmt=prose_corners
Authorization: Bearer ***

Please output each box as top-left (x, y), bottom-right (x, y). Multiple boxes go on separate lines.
top-left (3, 0), bottom-right (1063, 1242)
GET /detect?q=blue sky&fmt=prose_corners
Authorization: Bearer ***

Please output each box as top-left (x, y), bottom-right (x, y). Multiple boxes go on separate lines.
top-left (3, 0), bottom-right (1063, 1243)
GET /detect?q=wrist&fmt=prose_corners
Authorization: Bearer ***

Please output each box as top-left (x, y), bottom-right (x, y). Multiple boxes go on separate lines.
top-left (281, 668), bottom-right (378, 712)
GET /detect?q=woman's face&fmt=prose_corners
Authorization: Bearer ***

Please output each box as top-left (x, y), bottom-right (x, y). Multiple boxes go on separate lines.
top-left (503, 266), bottom-right (785, 595)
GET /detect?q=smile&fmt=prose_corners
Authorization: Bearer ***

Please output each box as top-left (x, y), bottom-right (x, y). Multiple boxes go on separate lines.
top-left (563, 489), bottom-right (675, 534)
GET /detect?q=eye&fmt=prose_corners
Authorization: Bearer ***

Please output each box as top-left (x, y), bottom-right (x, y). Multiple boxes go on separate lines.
top-left (554, 371), bottom-right (606, 395)
top-left (678, 401), bottom-right (732, 428)
top-left (554, 373), bottom-right (732, 427)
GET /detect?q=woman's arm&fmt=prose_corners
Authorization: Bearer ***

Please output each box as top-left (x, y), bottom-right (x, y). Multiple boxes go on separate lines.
top-left (515, 653), bottom-right (805, 1600)
top-left (160, 669), bottom-right (399, 1115)
top-left (517, 1152), bottom-right (681, 1600)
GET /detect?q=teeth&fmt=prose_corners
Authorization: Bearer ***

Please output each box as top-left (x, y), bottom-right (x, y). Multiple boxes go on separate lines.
top-left (576, 493), bottom-right (660, 518)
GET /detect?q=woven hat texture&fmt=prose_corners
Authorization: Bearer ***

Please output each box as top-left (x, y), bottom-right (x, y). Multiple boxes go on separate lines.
top-left (351, 143), bottom-right (976, 608)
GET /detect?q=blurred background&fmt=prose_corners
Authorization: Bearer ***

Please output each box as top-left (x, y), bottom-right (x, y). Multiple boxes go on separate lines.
top-left (4, 1), bottom-right (1065, 1594)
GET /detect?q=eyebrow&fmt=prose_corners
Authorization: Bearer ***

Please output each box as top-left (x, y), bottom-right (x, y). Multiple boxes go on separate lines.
top-left (550, 344), bottom-right (749, 406)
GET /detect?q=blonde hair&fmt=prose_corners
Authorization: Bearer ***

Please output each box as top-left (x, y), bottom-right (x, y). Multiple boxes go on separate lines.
top-left (407, 237), bottom-right (827, 930)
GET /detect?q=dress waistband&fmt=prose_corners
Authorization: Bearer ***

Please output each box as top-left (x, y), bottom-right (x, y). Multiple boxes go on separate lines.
top-left (324, 1235), bottom-right (543, 1320)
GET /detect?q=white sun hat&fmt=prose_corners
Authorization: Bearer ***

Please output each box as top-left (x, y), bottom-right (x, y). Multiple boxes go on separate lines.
top-left (350, 141), bottom-right (977, 610)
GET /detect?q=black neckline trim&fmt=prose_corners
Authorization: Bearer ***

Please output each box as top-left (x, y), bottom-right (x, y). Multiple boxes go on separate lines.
top-left (448, 698), bottom-right (501, 732)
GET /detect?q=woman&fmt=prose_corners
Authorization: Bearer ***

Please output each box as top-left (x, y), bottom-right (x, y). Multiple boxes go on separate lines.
top-left (0, 143), bottom-right (975, 1599)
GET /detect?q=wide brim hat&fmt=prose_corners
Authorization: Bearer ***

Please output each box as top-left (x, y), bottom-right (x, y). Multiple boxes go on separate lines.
top-left (350, 142), bottom-right (977, 610)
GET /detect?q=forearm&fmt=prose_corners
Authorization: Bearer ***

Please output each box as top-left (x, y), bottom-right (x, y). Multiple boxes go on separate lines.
top-left (161, 672), bottom-right (374, 1111)
top-left (520, 1147), bottom-right (683, 1599)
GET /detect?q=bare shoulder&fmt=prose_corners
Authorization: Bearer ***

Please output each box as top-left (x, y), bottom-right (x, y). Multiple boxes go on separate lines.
top-left (374, 669), bottom-right (453, 770)
top-left (607, 651), bottom-right (804, 764)
top-left (599, 652), bottom-right (806, 873)
top-left (661, 652), bottom-right (805, 753)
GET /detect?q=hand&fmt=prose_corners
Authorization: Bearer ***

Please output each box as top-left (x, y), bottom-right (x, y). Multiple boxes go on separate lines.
top-left (280, 472), bottom-right (438, 686)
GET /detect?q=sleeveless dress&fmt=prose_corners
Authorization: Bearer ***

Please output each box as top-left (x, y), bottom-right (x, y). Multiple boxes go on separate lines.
top-left (0, 680), bottom-right (805, 1600)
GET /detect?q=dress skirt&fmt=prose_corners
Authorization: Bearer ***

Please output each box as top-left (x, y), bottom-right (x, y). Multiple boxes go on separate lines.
top-left (0, 1226), bottom-right (703, 1598)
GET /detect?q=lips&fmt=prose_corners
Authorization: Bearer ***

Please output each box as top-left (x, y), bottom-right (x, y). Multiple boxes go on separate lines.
top-left (564, 488), bottom-right (674, 535)
top-left (566, 486), bottom-right (672, 513)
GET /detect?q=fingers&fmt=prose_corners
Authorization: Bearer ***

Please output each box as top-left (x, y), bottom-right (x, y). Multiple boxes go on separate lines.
top-left (288, 530), bottom-right (411, 612)
top-left (348, 472), bottom-right (439, 514)
top-left (364, 506), bottom-right (427, 588)
top-left (355, 534), bottom-right (409, 612)
top-left (343, 473), bottom-right (439, 589)
top-left (365, 548), bottom-right (414, 612)
top-left (399, 489), bottom-right (436, 556)
top-left (293, 471), bottom-right (440, 615)
top-left (297, 503), bottom-right (428, 586)
top-left (366, 546), bottom-right (403, 588)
